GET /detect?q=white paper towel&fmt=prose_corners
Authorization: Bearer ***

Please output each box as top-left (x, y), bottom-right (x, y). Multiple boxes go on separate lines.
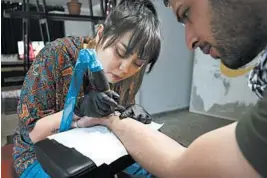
top-left (48, 122), bottom-right (164, 166)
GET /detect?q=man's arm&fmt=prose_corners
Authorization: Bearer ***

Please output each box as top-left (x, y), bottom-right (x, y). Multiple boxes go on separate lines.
top-left (98, 117), bottom-right (260, 178)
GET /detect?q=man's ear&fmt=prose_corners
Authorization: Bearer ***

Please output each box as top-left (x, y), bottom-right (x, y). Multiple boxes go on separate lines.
top-left (95, 24), bottom-right (104, 43)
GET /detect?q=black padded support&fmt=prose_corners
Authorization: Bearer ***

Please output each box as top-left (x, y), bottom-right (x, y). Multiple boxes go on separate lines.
top-left (34, 138), bottom-right (136, 178)
top-left (34, 139), bottom-right (97, 178)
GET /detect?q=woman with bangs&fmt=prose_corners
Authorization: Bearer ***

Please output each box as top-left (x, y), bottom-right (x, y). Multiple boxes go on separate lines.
top-left (13, 0), bottom-right (161, 177)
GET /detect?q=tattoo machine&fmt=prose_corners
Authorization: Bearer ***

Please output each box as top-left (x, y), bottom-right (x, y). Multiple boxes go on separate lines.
top-left (59, 49), bottom-right (110, 132)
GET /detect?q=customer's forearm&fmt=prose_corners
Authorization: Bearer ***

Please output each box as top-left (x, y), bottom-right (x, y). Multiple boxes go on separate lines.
top-left (29, 111), bottom-right (63, 143)
top-left (105, 116), bottom-right (186, 177)
top-left (29, 111), bottom-right (80, 143)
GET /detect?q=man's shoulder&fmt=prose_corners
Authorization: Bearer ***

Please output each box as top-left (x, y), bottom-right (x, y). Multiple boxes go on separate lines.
top-left (235, 91), bottom-right (267, 177)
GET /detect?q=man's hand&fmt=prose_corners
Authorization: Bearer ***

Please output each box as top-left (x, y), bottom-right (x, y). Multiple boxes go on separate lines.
top-left (72, 116), bottom-right (100, 128)
top-left (72, 114), bottom-right (119, 128)
top-left (119, 104), bottom-right (152, 124)
top-left (76, 90), bottom-right (125, 118)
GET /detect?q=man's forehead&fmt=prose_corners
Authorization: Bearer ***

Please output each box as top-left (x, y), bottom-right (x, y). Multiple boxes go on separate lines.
top-left (166, 0), bottom-right (184, 13)
top-left (164, 0), bottom-right (183, 18)
top-left (167, 0), bottom-right (199, 8)
top-left (165, 0), bottom-right (209, 17)
top-left (168, 0), bottom-right (184, 6)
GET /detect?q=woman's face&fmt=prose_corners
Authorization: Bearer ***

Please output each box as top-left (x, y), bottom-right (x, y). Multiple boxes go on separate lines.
top-left (95, 26), bottom-right (146, 83)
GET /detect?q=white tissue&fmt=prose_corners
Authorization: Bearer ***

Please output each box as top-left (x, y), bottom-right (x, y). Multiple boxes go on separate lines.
top-left (48, 122), bottom-right (164, 166)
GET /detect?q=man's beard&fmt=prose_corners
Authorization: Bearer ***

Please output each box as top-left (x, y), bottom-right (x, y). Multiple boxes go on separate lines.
top-left (209, 0), bottom-right (267, 69)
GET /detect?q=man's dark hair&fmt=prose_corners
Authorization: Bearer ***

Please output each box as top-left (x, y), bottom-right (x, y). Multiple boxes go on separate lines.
top-left (98, 0), bottom-right (161, 73)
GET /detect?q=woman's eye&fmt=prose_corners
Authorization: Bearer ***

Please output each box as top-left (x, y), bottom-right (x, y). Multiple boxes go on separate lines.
top-left (134, 60), bottom-right (145, 67)
top-left (115, 47), bottom-right (126, 58)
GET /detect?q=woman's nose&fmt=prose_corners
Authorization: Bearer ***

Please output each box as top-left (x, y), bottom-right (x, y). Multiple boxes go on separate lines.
top-left (119, 60), bottom-right (131, 74)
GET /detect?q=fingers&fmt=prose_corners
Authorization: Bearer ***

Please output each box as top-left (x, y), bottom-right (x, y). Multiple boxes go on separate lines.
top-left (106, 90), bottom-right (120, 103)
top-left (76, 116), bottom-right (101, 128)
top-left (100, 93), bottom-right (119, 108)
top-left (145, 119), bottom-right (152, 124)
top-left (105, 91), bottom-right (125, 112)
top-left (92, 91), bottom-right (120, 117)
top-left (115, 105), bottom-right (126, 112)
top-left (142, 112), bottom-right (152, 124)
top-left (119, 107), bottom-right (133, 119)
top-left (80, 90), bottom-right (123, 118)
top-left (119, 105), bottom-right (152, 124)
top-left (140, 114), bottom-right (152, 124)
top-left (95, 99), bottom-right (110, 115)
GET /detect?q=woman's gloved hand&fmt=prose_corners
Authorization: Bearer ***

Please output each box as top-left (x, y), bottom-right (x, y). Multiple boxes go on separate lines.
top-left (119, 104), bottom-right (152, 124)
top-left (76, 90), bottom-right (125, 118)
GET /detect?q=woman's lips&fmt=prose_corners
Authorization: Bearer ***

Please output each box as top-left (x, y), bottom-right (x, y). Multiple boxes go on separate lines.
top-left (110, 73), bottom-right (122, 81)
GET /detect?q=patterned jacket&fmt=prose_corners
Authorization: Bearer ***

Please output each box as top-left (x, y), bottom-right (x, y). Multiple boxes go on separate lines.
top-left (13, 36), bottom-right (147, 176)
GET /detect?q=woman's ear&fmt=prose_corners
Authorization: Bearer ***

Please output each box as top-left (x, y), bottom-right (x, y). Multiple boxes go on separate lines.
top-left (95, 24), bottom-right (104, 44)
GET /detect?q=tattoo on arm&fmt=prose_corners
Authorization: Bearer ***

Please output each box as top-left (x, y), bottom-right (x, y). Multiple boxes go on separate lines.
top-left (51, 127), bottom-right (59, 134)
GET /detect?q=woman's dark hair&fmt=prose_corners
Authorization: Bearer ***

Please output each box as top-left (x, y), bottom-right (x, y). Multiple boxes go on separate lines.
top-left (98, 0), bottom-right (161, 73)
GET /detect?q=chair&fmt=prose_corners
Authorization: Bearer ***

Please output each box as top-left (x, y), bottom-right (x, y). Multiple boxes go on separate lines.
top-left (1, 144), bottom-right (18, 178)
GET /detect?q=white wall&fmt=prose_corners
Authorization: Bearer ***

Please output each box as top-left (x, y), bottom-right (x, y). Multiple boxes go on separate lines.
top-left (136, 1), bottom-right (194, 114)
top-left (189, 49), bottom-right (258, 120)
top-left (64, 4), bottom-right (102, 37)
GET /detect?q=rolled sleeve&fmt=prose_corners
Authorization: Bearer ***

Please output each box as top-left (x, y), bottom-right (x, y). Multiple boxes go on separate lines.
top-left (17, 47), bottom-right (58, 144)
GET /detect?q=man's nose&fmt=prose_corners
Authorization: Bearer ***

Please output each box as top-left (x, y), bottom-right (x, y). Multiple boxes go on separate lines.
top-left (185, 24), bottom-right (199, 50)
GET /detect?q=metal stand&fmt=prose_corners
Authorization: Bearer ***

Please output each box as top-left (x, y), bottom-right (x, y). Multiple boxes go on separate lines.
top-left (23, 0), bottom-right (51, 73)
top-left (22, 0), bottom-right (30, 72)
top-left (36, 0), bottom-right (50, 44)
top-left (3, 0), bottom-right (117, 74)
top-left (88, 0), bottom-right (96, 36)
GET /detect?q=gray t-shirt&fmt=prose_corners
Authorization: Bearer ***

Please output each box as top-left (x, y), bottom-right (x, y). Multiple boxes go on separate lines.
top-left (236, 90), bottom-right (267, 177)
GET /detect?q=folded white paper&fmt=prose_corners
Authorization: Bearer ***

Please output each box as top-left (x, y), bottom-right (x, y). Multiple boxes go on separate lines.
top-left (48, 122), bottom-right (164, 166)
